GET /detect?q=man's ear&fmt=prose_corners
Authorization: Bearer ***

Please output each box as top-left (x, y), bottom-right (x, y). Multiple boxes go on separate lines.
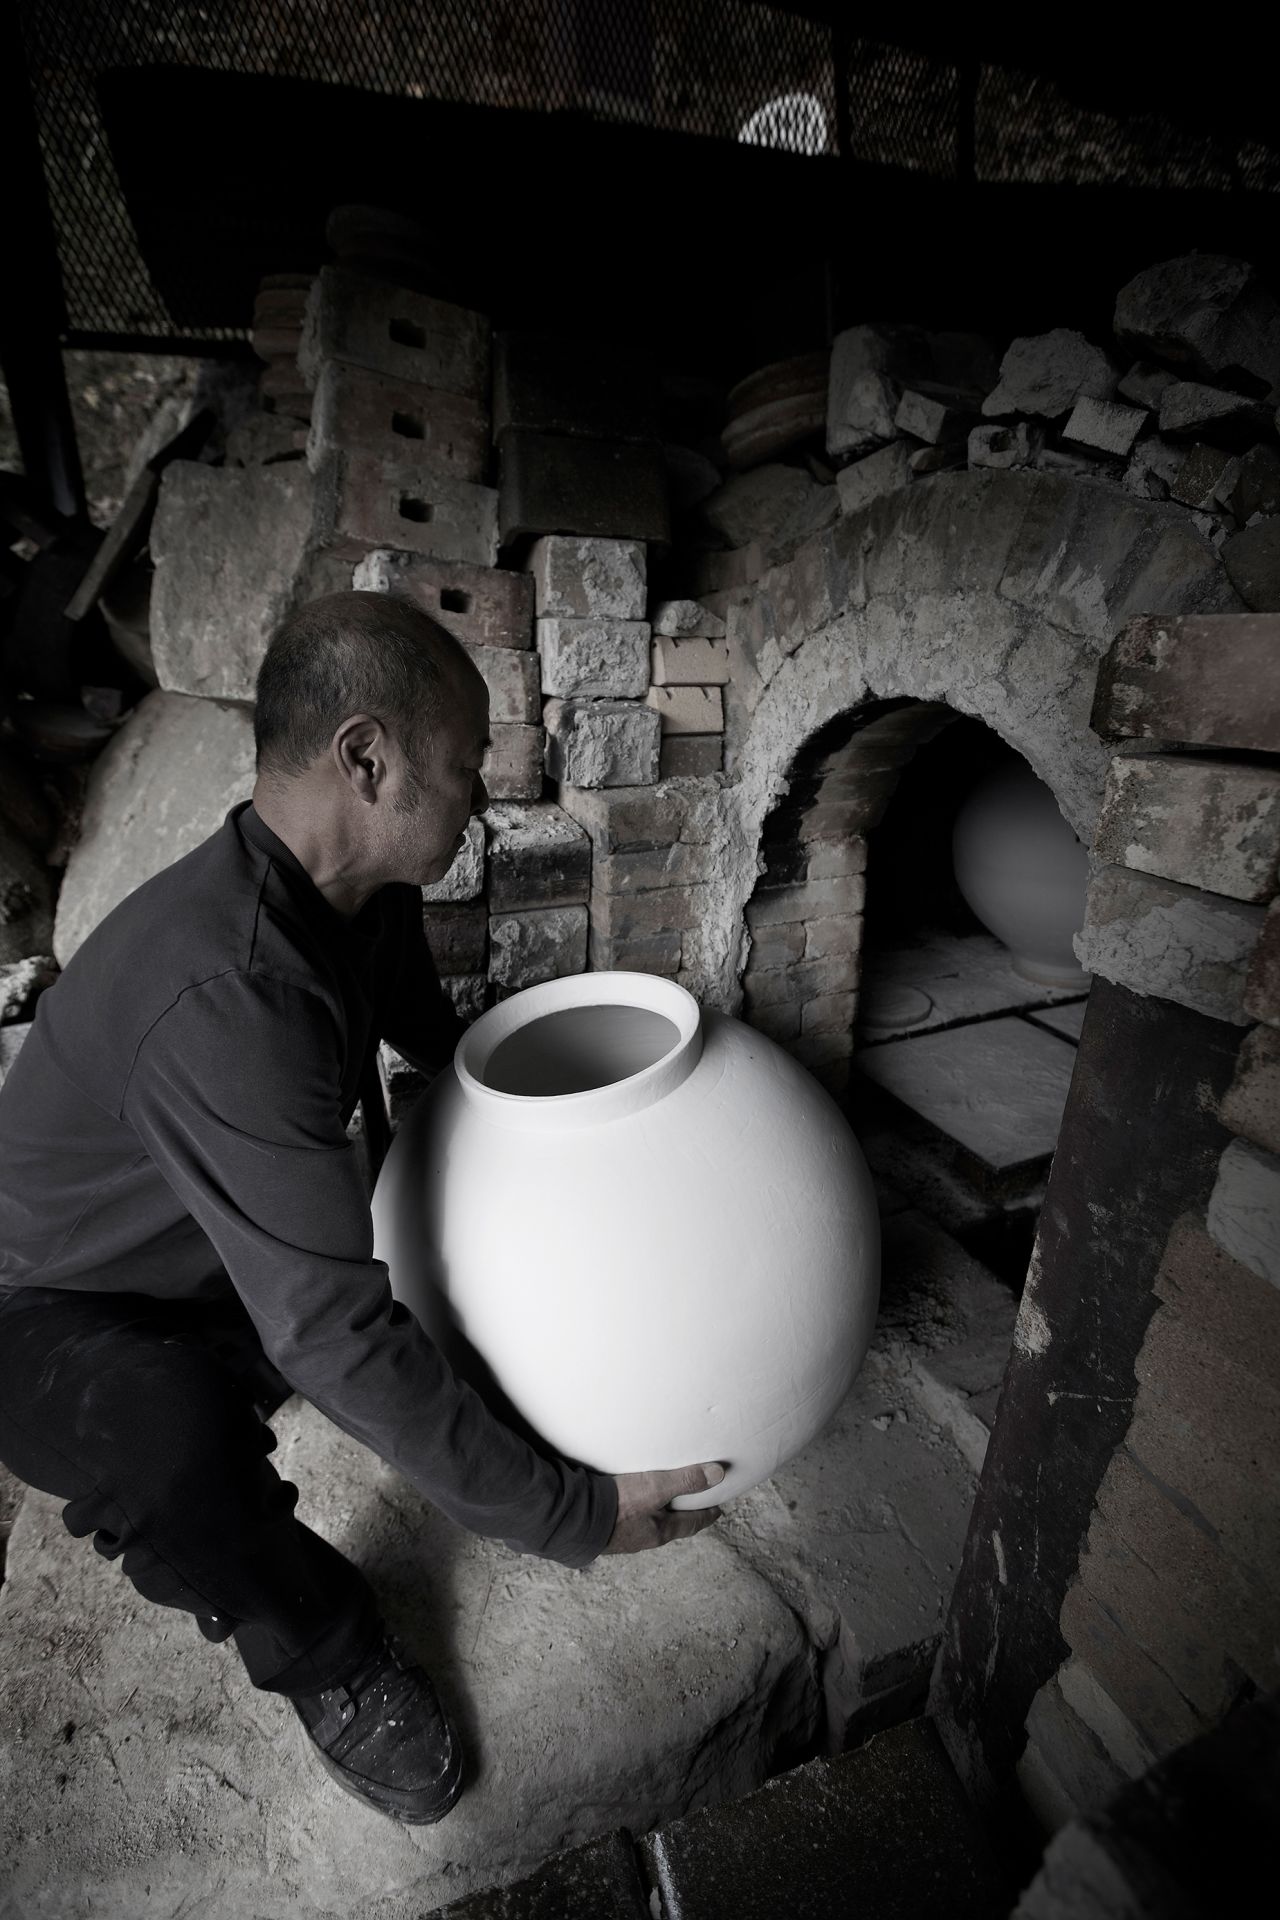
top-left (332, 715), bottom-right (386, 803)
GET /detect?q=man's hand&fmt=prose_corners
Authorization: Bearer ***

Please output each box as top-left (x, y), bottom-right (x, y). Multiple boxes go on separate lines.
top-left (603, 1462), bottom-right (725, 1554)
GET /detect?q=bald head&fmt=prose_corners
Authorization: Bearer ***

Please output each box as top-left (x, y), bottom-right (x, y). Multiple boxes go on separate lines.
top-left (253, 590), bottom-right (479, 785)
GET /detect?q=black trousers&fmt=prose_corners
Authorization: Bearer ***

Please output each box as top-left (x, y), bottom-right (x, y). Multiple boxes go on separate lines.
top-left (0, 1284), bottom-right (380, 1694)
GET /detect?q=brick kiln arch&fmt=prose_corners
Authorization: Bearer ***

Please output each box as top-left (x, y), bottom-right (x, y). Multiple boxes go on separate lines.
top-left (686, 467), bottom-right (1244, 1015)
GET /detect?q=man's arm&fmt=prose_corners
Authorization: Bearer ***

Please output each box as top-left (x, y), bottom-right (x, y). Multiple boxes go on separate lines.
top-left (377, 885), bottom-right (466, 1077)
top-left (121, 970), bottom-right (617, 1566)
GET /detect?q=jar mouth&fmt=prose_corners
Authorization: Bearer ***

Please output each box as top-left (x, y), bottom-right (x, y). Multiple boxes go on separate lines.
top-left (455, 972), bottom-right (702, 1128)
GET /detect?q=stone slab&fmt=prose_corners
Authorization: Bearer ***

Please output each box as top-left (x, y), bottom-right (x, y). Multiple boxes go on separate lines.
top-left (1092, 752), bottom-right (1280, 903)
top-left (53, 692), bottom-right (256, 964)
top-left (856, 929), bottom-right (1086, 1044)
top-left (422, 902), bottom-right (489, 976)
top-left (299, 267), bottom-right (490, 400)
top-left (856, 1017), bottom-right (1076, 1177)
top-left (1092, 614), bottom-right (1280, 752)
top-left (1074, 863), bottom-right (1264, 1025)
top-left (0, 1399), bottom-right (816, 1918)
top-left (527, 537), bottom-right (646, 621)
top-left (1025, 1001), bottom-right (1089, 1043)
top-left (149, 461), bottom-right (315, 702)
top-left (498, 432), bottom-right (669, 546)
top-left (352, 552), bottom-right (534, 650)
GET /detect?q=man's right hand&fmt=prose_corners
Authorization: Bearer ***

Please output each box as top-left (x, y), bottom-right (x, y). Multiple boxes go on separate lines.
top-left (603, 1462), bottom-right (725, 1554)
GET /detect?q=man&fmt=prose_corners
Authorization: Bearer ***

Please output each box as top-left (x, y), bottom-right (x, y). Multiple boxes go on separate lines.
top-left (0, 591), bottom-right (722, 1827)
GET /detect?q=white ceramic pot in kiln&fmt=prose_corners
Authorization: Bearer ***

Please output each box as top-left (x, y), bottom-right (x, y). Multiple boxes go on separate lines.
top-left (372, 971), bottom-right (880, 1510)
top-left (951, 759), bottom-right (1090, 988)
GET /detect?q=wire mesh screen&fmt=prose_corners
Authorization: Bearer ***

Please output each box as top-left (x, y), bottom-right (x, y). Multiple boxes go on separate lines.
top-left (17, 0), bottom-right (1280, 346)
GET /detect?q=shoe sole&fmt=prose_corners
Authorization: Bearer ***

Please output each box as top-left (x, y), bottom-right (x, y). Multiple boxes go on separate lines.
top-left (292, 1697), bottom-right (465, 1826)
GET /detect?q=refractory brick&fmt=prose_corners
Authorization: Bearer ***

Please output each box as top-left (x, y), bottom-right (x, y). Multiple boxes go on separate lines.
top-left (528, 536), bottom-right (646, 619)
top-left (299, 267), bottom-right (490, 400)
top-left (644, 685), bottom-right (724, 735)
top-left (482, 724), bottom-right (545, 801)
top-left (659, 735), bottom-right (723, 778)
top-left (488, 905), bottom-right (588, 991)
top-left (650, 636), bottom-right (730, 686)
top-left (313, 450), bottom-right (499, 566)
top-left (537, 617), bottom-right (650, 698)
top-left (464, 645), bottom-right (540, 723)
top-left (352, 551), bottom-right (533, 649)
top-left (307, 361), bottom-right (488, 482)
top-left (421, 901), bottom-right (488, 975)
top-left (1093, 753), bottom-right (1280, 904)
top-left (543, 700), bottom-right (661, 789)
top-left (483, 801), bottom-right (591, 914)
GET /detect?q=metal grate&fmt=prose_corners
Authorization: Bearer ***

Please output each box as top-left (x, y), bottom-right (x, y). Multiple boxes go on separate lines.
top-left (17, 1), bottom-right (1280, 347)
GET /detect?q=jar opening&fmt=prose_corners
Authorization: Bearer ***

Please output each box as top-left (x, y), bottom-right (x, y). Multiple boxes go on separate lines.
top-left (483, 1004), bottom-right (682, 1097)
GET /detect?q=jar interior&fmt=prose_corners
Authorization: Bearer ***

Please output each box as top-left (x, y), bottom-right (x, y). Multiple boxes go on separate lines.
top-left (482, 1004), bottom-right (682, 1097)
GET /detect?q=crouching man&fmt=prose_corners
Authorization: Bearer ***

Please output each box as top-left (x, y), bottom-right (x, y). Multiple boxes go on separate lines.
top-left (0, 592), bottom-right (721, 1825)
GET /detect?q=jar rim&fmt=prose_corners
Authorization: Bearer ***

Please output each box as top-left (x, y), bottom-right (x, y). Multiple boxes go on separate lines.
top-left (454, 971), bottom-right (703, 1129)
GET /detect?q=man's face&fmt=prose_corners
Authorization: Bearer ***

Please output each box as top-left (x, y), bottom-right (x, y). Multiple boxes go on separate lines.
top-left (384, 664), bottom-right (491, 887)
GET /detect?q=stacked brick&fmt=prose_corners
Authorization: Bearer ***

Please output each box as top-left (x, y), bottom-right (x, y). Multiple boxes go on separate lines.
top-left (560, 781), bottom-right (720, 982)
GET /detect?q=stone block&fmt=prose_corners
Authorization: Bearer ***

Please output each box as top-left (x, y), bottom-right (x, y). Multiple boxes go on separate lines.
top-left (651, 599), bottom-right (725, 639)
top-left (1228, 443), bottom-right (1280, 522)
top-left (1091, 615), bottom-right (1280, 752)
top-left (313, 450), bottom-right (499, 565)
top-left (351, 551), bottom-right (534, 649)
top-left (1219, 1025), bottom-right (1280, 1154)
top-left (298, 266), bottom-right (490, 399)
top-left (1117, 361), bottom-right (1177, 410)
top-left (1092, 753), bottom-right (1280, 903)
top-left (1074, 864), bottom-right (1264, 1025)
top-left (589, 887), bottom-right (704, 942)
top-left (483, 801), bottom-right (591, 913)
top-left (745, 874), bottom-right (866, 930)
top-left (543, 700), bottom-right (660, 789)
top-left (465, 644), bottom-right (540, 723)
top-left (894, 387), bottom-right (973, 445)
top-left (1063, 395), bottom-right (1148, 458)
top-left (644, 686), bottom-right (724, 736)
top-left (0, 954), bottom-right (57, 1025)
top-left (528, 536), bottom-right (647, 621)
top-left (54, 693), bottom-right (256, 964)
top-left (421, 816), bottom-right (485, 904)
top-left (746, 923), bottom-right (805, 970)
top-left (835, 440), bottom-right (912, 513)
top-left (149, 461), bottom-right (314, 701)
top-left (982, 329), bottom-right (1118, 420)
top-left (966, 421), bottom-right (1042, 469)
top-left (1244, 899), bottom-right (1280, 1026)
top-left (1158, 381), bottom-right (1269, 445)
top-left (804, 913), bottom-right (864, 959)
top-left (536, 617), bottom-right (650, 699)
top-left (1223, 517), bottom-right (1280, 613)
top-left (1114, 254), bottom-right (1280, 394)
top-left (593, 843), bottom-right (712, 896)
top-left (487, 904), bottom-right (588, 990)
top-left (557, 783), bottom-right (690, 854)
top-left (498, 431), bottom-right (669, 545)
top-left (1169, 443), bottom-right (1242, 513)
top-left (421, 901), bottom-right (488, 976)
top-left (307, 361), bottom-right (488, 482)
top-left (442, 972), bottom-right (488, 1023)
top-left (659, 735), bottom-right (723, 779)
top-left (805, 838), bottom-right (869, 881)
top-left (588, 925), bottom-right (682, 976)
top-left (493, 332), bottom-right (658, 444)
top-left (1207, 1137), bottom-right (1280, 1289)
top-left (650, 636), bottom-right (730, 686)
top-left (483, 724), bottom-right (545, 801)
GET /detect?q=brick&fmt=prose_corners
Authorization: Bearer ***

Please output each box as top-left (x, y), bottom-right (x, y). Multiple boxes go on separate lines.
top-left (745, 873), bottom-right (867, 929)
top-left (299, 267), bottom-right (489, 400)
top-left (482, 723), bottom-right (544, 801)
top-left (659, 735), bottom-right (723, 779)
top-left (558, 783), bottom-right (688, 853)
top-left (149, 461), bottom-right (313, 702)
top-left (543, 699), bottom-right (660, 790)
top-left (463, 644), bottom-right (540, 724)
top-left (593, 843), bottom-right (712, 896)
top-left (421, 901), bottom-right (488, 975)
top-left (498, 430), bottom-right (669, 545)
top-left (644, 686), bottom-right (724, 736)
top-left (590, 887), bottom-right (705, 941)
top-left (487, 904), bottom-right (588, 990)
top-left (802, 990), bottom-right (858, 1035)
top-left (420, 816), bottom-right (485, 903)
top-left (483, 801), bottom-right (590, 913)
top-left (528, 536), bottom-right (646, 620)
top-left (493, 331), bottom-right (658, 443)
top-left (1206, 1137), bottom-right (1280, 1289)
top-left (649, 636), bottom-right (730, 687)
top-left (307, 361), bottom-right (487, 482)
top-left (804, 913), bottom-right (864, 960)
top-left (1219, 1025), bottom-right (1280, 1154)
top-left (313, 450), bottom-right (498, 566)
top-left (588, 924), bottom-right (682, 976)
top-left (536, 617), bottom-right (650, 698)
top-left (351, 551), bottom-right (533, 649)
top-left (651, 599), bottom-right (725, 639)
top-left (1092, 753), bottom-right (1280, 903)
top-left (1244, 898), bottom-right (1280, 1027)
top-left (1059, 1580), bottom-right (1203, 1759)
top-left (1092, 615), bottom-right (1280, 753)
top-left (1075, 864), bottom-right (1264, 1025)
top-left (1154, 1213), bottom-right (1280, 1387)
top-left (442, 971), bottom-right (487, 1023)
top-left (742, 954), bottom-right (857, 1011)
top-left (745, 923), bottom-right (805, 970)
top-left (805, 841), bottom-right (867, 882)
top-left (1062, 395), bottom-right (1148, 458)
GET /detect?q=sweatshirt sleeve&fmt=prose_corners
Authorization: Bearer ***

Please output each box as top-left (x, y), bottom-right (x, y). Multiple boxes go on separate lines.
top-left (120, 970), bottom-right (616, 1567)
top-left (377, 885), bottom-right (467, 1074)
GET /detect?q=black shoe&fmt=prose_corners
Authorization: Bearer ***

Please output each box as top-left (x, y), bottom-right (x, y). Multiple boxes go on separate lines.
top-left (290, 1633), bottom-right (464, 1824)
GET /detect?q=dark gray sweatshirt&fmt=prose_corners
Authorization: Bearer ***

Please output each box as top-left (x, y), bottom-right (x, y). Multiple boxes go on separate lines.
top-left (0, 801), bottom-right (616, 1567)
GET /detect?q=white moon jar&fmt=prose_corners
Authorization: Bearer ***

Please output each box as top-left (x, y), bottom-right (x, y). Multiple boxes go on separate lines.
top-left (372, 971), bottom-right (880, 1510)
top-left (951, 759), bottom-right (1090, 988)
